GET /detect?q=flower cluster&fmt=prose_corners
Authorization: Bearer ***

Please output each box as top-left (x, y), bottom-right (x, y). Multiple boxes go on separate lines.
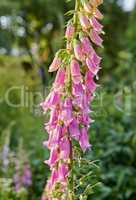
top-left (41, 0), bottom-right (104, 199)
top-left (13, 162), bottom-right (32, 192)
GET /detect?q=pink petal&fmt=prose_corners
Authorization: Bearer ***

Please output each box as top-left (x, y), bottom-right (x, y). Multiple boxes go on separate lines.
top-left (60, 137), bottom-right (70, 160)
top-left (69, 118), bottom-right (80, 140)
top-left (48, 56), bottom-right (61, 72)
top-left (86, 57), bottom-right (100, 75)
top-left (44, 148), bottom-right (58, 167)
top-left (70, 59), bottom-right (81, 84)
top-left (54, 68), bottom-right (65, 86)
top-left (90, 16), bottom-right (103, 32)
top-left (90, 30), bottom-right (103, 46)
top-left (79, 14), bottom-right (90, 29)
top-left (79, 127), bottom-right (91, 152)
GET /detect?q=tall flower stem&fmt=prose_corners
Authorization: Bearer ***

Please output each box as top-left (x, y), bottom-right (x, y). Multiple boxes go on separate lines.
top-left (68, 1), bottom-right (81, 199)
top-left (41, 0), bottom-right (104, 199)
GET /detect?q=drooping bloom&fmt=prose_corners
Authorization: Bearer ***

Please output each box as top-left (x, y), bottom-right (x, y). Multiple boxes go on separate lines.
top-left (79, 127), bottom-right (91, 152)
top-left (73, 39), bottom-right (84, 61)
top-left (79, 14), bottom-right (90, 29)
top-left (41, 1), bottom-right (104, 199)
top-left (69, 118), bottom-right (80, 140)
top-left (70, 59), bottom-right (81, 84)
top-left (86, 56), bottom-right (100, 75)
top-left (54, 68), bottom-right (65, 87)
top-left (90, 29), bottom-right (103, 46)
top-left (48, 55), bottom-right (61, 72)
top-left (95, 8), bottom-right (104, 20)
top-left (90, 16), bottom-right (103, 32)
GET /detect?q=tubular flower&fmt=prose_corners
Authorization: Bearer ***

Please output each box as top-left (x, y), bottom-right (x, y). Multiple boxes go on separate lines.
top-left (41, 0), bottom-right (104, 199)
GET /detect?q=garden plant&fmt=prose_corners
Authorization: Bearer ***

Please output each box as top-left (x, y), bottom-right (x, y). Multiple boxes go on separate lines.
top-left (41, 0), bottom-right (104, 199)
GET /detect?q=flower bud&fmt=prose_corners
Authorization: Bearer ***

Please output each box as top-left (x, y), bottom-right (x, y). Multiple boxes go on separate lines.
top-left (65, 23), bottom-right (75, 39)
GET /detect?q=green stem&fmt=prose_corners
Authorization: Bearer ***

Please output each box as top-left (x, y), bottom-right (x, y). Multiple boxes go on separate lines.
top-left (67, 1), bottom-right (81, 200)
top-left (73, 0), bottom-right (80, 33)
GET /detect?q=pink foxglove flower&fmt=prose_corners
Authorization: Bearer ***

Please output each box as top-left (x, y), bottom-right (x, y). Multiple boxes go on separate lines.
top-left (41, 1), bottom-right (104, 198)
top-left (92, 51), bottom-right (102, 65)
top-left (79, 127), bottom-right (91, 152)
top-left (48, 55), bottom-right (61, 72)
top-left (44, 148), bottom-right (58, 167)
top-left (72, 82), bottom-right (84, 97)
top-left (95, 8), bottom-right (104, 20)
top-left (54, 68), bottom-right (65, 87)
top-left (73, 40), bottom-right (84, 61)
top-left (41, 91), bottom-right (60, 111)
top-left (90, 16), bottom-right (103, 32)
top-left (60, 136), bottom-right (71, 160)
top-left (80, 35), bottom-right (94, 55)
top-left (69, 118), bottom-right (80, 140)
top-left (90, 29), bottom-right (103, 46)
top-left (85, 71), bottom-right (97, 93)
top-left (58, 163), bottom-right (69, 183)
top-left (70, 59), bottom-right (81, 84)
top-left (86, 56), bottom-right (100, 75)
top-left (79, 14), bottom-right (90, 29)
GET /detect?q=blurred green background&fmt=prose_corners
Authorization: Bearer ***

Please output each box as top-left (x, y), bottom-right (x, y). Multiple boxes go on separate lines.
top-left (0, 0), bottom-right (136, 200)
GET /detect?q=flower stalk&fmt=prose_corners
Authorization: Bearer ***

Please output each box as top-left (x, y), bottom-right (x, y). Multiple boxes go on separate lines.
top-left (41, 0), bottom-right (104, 199)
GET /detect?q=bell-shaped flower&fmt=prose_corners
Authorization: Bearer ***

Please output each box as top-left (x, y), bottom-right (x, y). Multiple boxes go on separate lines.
top-left (60, 137), bottom-right (70, 160)
top-left (44, 125), bottom-right (63, 149)
top-left (79, 127), bottom-right (91, 152)
top-left (86, 56), bottom-right (100, 75)
top-left (49, 55), bottom-right (61, 72)
top-left (44, 148), bottom-right (58, 167)
top-left (69, 118), bottom-right (80, 140)
top-left (70, 59), bottom-right (81, 84)
top-left (58, 163), bottom-right (69, 183)
top-left (72, 83), bottom-right (84, 97)
top-left (95, 8), bottom-right (104, 20)
top-left (80, 35), bottom-right (94, 55)
top-left (90, 16), bottom-right (103, 32)
top-left (90, 29), bottom-right (103, 47)
top-left (54, 68), bottom-right (65, 87)
top-left (48, 169), bottom-right (59, 188)
top-left (41, 91), bottom-right (60, 112)
top-left (79, 14), bottom-right (90, 29)
top-left (85, 71), bottom-right (97, 93)
top-left (59, 98), bottom-right (73, 126)
top-left (92, 51), bottom-right (102, 65)
top-left (73, 40), bottom-right (84, 61)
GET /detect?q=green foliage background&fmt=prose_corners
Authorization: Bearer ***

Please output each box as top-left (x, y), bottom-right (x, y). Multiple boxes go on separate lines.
top-left (0, 0), bottom-right (136, 199)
